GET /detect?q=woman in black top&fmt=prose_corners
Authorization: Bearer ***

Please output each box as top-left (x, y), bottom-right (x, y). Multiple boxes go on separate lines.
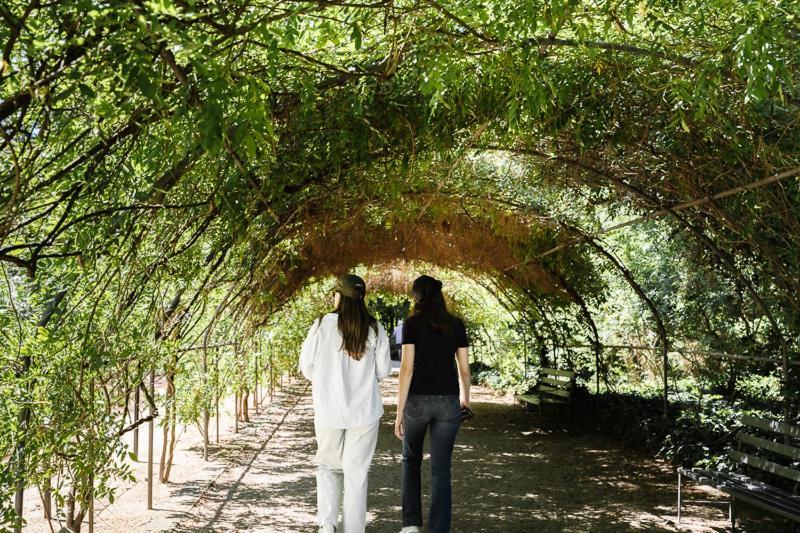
top-left (394, 275), bottom-right (471, 533)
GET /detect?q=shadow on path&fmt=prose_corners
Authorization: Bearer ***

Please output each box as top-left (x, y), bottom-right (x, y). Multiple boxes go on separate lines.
top-left (169, 378), bottom-right (779, 532)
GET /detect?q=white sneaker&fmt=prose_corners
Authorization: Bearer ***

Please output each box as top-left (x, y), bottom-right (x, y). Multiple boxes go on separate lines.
top-left (399, 527), bottom-right (421, 533)
top-left (319, 526), bottom-right (336, 533)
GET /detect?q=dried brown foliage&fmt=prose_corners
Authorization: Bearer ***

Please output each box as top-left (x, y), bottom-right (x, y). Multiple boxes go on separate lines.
top-left (241, 195), bottom-right (582, 321)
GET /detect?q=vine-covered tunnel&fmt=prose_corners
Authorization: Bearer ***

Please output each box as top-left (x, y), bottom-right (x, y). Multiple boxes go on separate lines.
top-left (2, 1), bottom-right (800, 531)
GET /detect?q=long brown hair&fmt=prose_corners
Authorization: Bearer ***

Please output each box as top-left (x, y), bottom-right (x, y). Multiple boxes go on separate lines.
top-left (335, 291), bottom-right (378, 360)
top-left (410, 275), bottom-right (454, 334)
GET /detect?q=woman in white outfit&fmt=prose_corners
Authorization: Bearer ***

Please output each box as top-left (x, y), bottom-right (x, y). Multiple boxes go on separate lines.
top-left (300, 274), bottom-right (392, 533)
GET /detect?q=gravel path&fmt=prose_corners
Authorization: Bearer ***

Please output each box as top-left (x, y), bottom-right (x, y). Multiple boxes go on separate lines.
top-left (23, 374), bottom-right (779, 532)
top-left (166, 376), bottom-right (778, 532)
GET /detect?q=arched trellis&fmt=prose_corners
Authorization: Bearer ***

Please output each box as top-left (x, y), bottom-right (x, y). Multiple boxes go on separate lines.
top-left (226, 184), bottom-right (776, 420)
top-left (239, 196), bottom-right (582, 316)
top-left (227, 194), bottom-right (621, 402)
top-left (2, 3), bottom-right (799, 531)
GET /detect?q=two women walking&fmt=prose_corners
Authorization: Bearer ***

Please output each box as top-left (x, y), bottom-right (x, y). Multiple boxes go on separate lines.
top-left (299, 273), bottom-right (471, 533)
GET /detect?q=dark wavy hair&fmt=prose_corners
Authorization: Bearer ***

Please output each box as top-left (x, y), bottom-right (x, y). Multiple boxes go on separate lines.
top-left (409, 275), bottom-right (453, 334)
top-left (334, 289), bottom-right (378, 360)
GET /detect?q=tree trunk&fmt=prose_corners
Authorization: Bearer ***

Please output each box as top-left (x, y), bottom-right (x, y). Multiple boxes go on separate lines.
top-left (240, 388), bottom-right (250, 422)
top-left (13, 290), bottom-right (67, 532)
top-left (65, 487), bottom-right (87, 533)
top-left (159, 355), bottom-right (177, 483)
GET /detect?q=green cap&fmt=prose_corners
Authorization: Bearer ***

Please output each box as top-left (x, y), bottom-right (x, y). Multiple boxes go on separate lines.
top-left (335, 274), bottom-right (367, 300)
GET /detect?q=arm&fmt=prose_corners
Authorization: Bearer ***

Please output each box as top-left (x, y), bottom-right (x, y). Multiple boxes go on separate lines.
top-left (375, 324), bottom-right (391, 381)
top-left (394, 343), bottom-right (415, 439)
top-left (298, 321), bottom-right (319, 381)
top-left (456, 346), bottom-right (470, 408)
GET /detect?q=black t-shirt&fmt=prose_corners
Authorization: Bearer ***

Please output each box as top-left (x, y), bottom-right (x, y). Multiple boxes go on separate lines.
top-left (402, 314), bottom-right (469, 395)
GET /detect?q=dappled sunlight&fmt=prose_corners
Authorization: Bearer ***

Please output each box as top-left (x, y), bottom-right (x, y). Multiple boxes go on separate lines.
top-left (159, 377), bottom-right (784, 532)
top-left (3, 2), bottom-right (799, 531)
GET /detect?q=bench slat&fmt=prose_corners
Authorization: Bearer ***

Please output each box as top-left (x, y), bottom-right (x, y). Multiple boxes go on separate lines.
top-left (539, 376), bottom-right (572, 389)
top-left (681, 468), bottom-right (800, 519)
top-left (729, 450), bottom-right (800, 483)
top-left (678, 467), bottom-right (722, 486)
top-left (541, 367), bottom-right (575, 378)
top-left (712, 470), bottom-right (800, 507)
top-left (537, 385), bottom-right (571, 398)
top-left (517, 394), bottom-right (540, 406)
top-left (540, 396), bottom-right (569, 404)
top-left (720, 486), bottom-right (800, 522)
top-left (739, 432), bottom-right (800, 461)
top-left (517, 393), bottom-right (568, 405)
top-left (742, 414), bottom-right (800, 439)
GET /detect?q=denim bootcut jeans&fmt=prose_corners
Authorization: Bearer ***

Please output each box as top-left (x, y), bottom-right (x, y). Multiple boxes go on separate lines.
top-left (402, 394), bottom-right (461, 533)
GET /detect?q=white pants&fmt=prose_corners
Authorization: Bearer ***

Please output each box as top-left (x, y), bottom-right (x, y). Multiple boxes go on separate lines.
top-left (314, 420), bottom-right (380, 533)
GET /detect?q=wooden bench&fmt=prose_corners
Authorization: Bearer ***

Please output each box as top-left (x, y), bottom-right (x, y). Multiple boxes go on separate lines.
top-left (678, 414), bottom-right (800, 531)
top-left (516, 367), bottom-right (575, 419)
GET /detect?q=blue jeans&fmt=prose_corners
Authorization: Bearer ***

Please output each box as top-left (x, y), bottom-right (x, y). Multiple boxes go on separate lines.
top-left (402, 394), bottom-right (461, 533)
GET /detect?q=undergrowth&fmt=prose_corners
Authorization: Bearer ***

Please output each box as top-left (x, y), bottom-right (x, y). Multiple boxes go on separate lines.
top-left (570, 387), bottom-right (784, 469)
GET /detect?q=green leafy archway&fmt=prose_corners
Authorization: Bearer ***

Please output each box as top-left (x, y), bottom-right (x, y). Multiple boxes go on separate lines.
top-left (2, 0), bottom-right (799, 530)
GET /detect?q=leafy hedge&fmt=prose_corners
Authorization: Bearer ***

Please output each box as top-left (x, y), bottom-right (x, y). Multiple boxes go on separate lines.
top-left (470, 361), bottom-right (536, 393)
top-left (571, 386), bottom-right (783, 469)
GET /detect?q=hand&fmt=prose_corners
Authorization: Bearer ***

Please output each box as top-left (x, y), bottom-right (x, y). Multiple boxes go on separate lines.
top-left (460, 399), bottom-right (470, 409)
top-left (394, 415), bottom-right (404, 440)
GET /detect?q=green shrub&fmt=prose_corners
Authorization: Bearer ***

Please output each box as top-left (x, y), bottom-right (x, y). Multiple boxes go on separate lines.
top-left (572, 387), bottom-right (783, 468)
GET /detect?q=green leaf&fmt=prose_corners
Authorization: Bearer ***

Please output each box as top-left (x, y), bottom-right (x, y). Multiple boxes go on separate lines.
top-left (351, 22), bottom-right (362, 50)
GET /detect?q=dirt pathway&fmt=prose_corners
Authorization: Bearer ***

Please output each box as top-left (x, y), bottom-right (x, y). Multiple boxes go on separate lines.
top-left (166, 376), bottom-right (776, 532)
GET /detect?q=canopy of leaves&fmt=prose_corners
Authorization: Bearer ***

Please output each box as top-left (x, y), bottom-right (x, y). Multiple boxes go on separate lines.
top-left (1, 0), bottom-right (799, 528)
